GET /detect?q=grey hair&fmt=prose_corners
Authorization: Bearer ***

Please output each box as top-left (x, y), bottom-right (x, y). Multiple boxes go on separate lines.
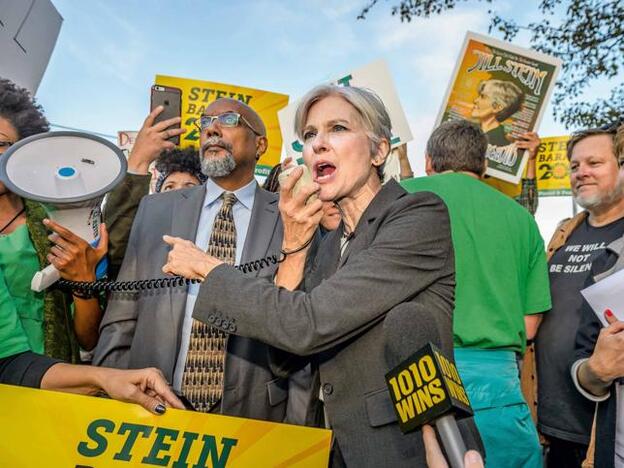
top-left (294, 84), bottom-right (392, 179)
top-left (478, 80), bottom-right (525, 122)
top-left (427, 120), bottom-right (488, 176)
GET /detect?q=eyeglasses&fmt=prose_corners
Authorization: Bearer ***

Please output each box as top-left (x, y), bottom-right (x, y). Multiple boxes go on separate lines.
top-left (193, 112), bottom-right (261, 135)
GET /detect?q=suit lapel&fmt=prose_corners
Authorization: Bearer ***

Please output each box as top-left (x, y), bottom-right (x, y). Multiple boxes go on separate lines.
top-left (338, 180), bottom-right (406, 268)
top-left (322, 229), bottom-right (342, 277)
top-left (240, 185), bottom-right (280, 273)
top-left (171, 185), bottom-right (206, 241)
top-left (170, 185), bottom-right (206, 328)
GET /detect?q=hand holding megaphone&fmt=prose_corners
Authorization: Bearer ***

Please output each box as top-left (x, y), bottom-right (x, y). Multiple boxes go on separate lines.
top-left (0, 131), bottom-right (127, 291)
top-left (44, 218), bottom-right (108, 282)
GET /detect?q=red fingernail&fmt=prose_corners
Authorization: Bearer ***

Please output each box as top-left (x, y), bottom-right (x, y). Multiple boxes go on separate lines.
top-left (605, 309), bottom-right (614, 317)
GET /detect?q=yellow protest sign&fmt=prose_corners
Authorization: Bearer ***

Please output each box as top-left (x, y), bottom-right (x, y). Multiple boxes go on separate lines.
top-left (155, 75), bottom-right (289, 177)
top-left (535, 136), bottom-right (571, 196)
top-left (0, 384), bottom-right (331, 467)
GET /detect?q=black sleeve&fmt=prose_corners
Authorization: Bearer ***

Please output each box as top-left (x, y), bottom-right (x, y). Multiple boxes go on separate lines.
top-left (103, 173), bottom-right (150, 280)
top-left (574, 298), bottom-right (603, 362)
top-left (0, 352), bottom-right (62, 388)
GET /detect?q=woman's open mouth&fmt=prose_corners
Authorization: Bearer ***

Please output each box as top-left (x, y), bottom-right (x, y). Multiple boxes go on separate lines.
top-left (314, 161), bottom-right (336, 182)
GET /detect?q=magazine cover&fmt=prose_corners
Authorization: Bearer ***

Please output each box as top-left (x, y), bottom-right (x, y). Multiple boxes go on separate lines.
top-left (436, 32), bottom-right (562, 184)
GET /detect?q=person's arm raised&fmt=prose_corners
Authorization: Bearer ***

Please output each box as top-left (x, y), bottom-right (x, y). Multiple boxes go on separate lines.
top-left (128, 106), bottom-right (185, 174)
top-left (274, 165), bottom-right (322, 290)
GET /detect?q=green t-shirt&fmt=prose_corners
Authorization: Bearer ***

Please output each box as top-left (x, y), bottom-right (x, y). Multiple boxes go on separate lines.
top-left (0, 224), bottom-right (45, 355)
top-left (402, 173), bottom-right (551, 353)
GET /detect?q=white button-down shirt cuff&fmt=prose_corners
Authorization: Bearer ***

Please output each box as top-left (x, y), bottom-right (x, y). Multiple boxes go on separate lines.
top-left (571, 358), bottom-right (611, 402)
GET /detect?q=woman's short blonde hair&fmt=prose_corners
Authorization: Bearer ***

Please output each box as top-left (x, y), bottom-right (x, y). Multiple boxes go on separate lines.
top-left (478, 80), bottom-right (525, 122)
top-left (294, 85), bottom-right (393, 177)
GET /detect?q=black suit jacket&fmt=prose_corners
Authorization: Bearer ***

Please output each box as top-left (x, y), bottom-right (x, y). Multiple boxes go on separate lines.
top-left (194, 180), bottom-right (484, 466)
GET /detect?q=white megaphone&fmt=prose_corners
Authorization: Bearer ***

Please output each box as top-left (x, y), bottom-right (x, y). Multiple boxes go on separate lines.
top-left (0, 131), bottom-right (127, 292)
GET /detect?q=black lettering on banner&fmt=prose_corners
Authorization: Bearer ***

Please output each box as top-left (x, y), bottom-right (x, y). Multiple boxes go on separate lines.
top-left (189, 87), bottom-right (200, 101)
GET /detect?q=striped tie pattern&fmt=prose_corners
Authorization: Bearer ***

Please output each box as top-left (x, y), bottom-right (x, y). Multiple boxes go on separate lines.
top-left (182, 192), bottom-right (237, 412)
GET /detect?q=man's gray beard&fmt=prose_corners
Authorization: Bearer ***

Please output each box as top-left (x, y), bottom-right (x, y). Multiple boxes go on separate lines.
top-left (574, 176), bottom-right (624, 210)
top-left (200, 152), bottom-right (236, 178)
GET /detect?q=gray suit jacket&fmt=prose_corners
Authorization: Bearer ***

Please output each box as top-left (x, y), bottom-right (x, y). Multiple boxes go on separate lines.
top-left (93, 182), bottom-right (290, 422)
top-left (193, 180), bottom-right (484, 466)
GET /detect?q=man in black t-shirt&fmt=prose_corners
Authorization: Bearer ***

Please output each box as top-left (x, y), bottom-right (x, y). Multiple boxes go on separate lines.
top-left (536, 125), bottom-right (624, 467)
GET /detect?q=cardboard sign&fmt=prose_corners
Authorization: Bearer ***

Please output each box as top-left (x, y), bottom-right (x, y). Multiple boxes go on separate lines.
top-left (536, 136), bottom-right (571, 196)
top-left (278, 59), bottom-right (413, 162)
top-left (0, 384), bottom-right (331, 467)
top-left (436, 32), bottom-right (561, 184)
top-left (154, 75), bottom-right (289, 177)
top-left (117, 131), bottom-right (139, 158)
top-left (582, 268), bottom-right (624, 328)
top-left (385, 343), bottom-right (472, 434)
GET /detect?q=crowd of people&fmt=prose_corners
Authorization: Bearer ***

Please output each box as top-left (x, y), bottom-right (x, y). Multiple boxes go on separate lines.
top-left (1, 74), bottom-right (624, 467)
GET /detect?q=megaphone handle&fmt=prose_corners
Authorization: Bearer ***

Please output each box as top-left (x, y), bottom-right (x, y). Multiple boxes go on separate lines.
top-left (31, 264), bottom-right (61, 292)
top-left (436, 414), bottom-right (467, 468)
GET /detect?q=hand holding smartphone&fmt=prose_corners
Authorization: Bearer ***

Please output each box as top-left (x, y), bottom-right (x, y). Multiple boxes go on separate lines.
top-left (150, 85), bottom-right (182, 145)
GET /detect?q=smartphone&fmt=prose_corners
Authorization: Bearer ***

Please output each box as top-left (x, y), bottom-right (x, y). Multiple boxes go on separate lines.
top-left (150, 85), bottom-right (182, 145)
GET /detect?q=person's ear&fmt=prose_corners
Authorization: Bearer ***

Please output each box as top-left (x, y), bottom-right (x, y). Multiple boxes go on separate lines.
top-left (255, 136), bottom-right (268, 161)
top-left (425, 155), bottom-right (434, 175)
top-left (372, 139), bottom-right (390, 169)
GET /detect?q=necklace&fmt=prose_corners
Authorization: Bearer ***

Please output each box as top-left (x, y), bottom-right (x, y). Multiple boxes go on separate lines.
top-left (0, 207), bottom-right (25, 234)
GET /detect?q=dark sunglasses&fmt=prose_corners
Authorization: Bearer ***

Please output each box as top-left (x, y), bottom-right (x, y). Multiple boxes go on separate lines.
top-left (193, 112), bottom-right (261, 135)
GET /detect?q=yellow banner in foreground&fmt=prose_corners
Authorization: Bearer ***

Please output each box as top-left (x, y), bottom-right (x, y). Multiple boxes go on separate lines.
top-left (535, 136), bottom-right (571, 197)
top-left (0, 384), bottom-right (331, 467)
top-left (155, 75), bottom-right (289, 177)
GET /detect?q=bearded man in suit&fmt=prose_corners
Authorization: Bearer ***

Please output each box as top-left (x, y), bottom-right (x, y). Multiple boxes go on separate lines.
top-left (94, 98), bottom-right (289, 420)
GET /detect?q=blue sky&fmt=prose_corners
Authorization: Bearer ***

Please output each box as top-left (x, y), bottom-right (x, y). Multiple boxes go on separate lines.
top-left (36, 0), bottom-right (613, 238)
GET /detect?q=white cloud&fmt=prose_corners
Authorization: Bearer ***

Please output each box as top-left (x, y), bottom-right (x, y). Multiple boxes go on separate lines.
top-left (62, 1), bottom-right (148, 90)
top-left (375, 11), bottom-right (485, 51)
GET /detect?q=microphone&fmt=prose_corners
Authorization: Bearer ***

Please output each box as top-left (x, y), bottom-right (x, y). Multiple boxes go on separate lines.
top-left (383, 303), bottom-right (473, 468)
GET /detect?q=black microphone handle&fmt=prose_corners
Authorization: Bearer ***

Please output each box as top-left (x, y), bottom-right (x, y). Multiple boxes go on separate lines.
top-left (435, 414), bottom-right (467, 468)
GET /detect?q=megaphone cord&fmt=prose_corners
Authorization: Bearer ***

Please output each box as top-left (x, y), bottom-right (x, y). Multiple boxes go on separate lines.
top-left (56, 253), bottom-right (282, 293)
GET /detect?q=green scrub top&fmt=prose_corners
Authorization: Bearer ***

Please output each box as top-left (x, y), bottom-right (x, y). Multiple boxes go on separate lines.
top-left (0, 224), bottom-right (45, 355)
top-left (402, 174), bottom-right (551, 354)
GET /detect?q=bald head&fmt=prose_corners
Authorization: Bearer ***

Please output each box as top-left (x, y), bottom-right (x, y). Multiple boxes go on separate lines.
top-left (205, 98), bottom-right (266, 136)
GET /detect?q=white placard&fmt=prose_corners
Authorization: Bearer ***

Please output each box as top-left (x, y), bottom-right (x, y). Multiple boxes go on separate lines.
top-left (278, 59), bottom-right (413, 161)
top-left (581, 268), bottom-right (624, 327)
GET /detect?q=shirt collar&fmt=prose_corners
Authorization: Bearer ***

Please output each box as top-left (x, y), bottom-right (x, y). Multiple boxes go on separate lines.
top-left (203, 177), bottom-right (257, 210)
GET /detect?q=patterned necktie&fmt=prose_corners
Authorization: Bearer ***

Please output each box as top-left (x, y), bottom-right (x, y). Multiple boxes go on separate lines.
top-left (182, 192), bottom-right (237, 412)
